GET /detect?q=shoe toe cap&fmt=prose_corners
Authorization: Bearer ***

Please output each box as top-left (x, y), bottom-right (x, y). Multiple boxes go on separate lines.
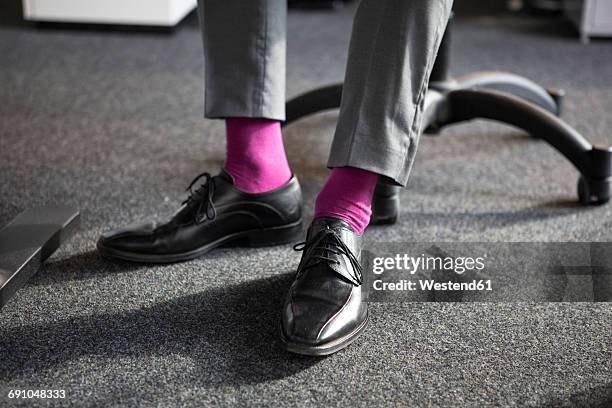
top-left (282, 295), bottom-right (363, 346)
top-left (282, 298), bottom-right (329, 346)
top-left (98, 221), bottom-right (158, 250)
top-left (281, 281), bottom-right (367, 347)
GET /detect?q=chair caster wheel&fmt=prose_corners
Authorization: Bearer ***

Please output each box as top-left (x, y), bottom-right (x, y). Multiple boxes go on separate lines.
top-left (577, 176), bottom-right (611, 205)
top-left (371, 183), bottom-right (401, 225)
top-left (547, 87), bottom-right (565, 116)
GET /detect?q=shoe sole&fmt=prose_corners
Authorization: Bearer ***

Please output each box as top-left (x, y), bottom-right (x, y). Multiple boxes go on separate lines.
top-left (280, 313), bottom-right (369, 357)
top-left (97, 220), bottom-right (303, 263)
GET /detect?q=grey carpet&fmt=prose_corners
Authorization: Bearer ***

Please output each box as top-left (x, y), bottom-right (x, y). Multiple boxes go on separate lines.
top-left (1, 1), bottom-right (612, 406)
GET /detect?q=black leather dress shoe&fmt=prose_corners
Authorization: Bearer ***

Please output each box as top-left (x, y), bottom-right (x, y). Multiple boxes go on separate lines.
top-left (281, 217), bottom-right (368, 356)
top-left (97, 170), bottom-right (303, 263)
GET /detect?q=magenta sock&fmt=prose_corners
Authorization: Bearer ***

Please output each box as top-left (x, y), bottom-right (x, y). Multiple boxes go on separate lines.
top-left (314, 167), bottom-right (379, 234)
top-left (224, 117), bottom-right (292, 193)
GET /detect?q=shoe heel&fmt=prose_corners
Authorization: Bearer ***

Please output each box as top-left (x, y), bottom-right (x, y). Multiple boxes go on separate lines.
top-left (244, 222), bottom-right (303, 247)
top-left (371, 183), bottom-right (401, 225)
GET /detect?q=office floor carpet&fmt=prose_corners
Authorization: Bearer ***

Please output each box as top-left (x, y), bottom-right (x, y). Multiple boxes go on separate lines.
top-left (1, 1), bottom-right (611, 406)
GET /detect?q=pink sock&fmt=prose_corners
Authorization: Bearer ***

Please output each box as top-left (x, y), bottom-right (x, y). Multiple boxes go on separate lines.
top-left (314, 167), bottom-right (379, 234)
top-left (224, 118), bottom-right (292, 193)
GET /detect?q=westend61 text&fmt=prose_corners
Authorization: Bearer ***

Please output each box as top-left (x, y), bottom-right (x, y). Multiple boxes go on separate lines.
top-left (372, 279), bottom-right (492, 291)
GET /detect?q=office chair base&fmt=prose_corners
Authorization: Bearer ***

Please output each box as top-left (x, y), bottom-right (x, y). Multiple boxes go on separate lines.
top-left (283, 71), bottom-right (612, 216)
top-left (284, 11), bottom-right (611, 218)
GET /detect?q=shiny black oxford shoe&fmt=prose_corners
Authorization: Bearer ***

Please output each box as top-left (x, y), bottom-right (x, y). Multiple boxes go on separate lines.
top-left (97, 170), bottom-right (303, 263)
top-left (281, 217), bottom-right (368, 356)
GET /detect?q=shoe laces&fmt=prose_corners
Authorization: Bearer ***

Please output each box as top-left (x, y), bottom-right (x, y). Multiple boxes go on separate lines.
top-left (181, 172), bottom-right (217, 224)
top-left (293, 226), bottom-right (363, 286)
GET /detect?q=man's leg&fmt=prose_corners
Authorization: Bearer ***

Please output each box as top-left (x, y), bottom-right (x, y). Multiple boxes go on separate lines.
top-left (199, 0), bottom-right (291, 193)
top-left (97, 1), bottom-right (302, 263)
top-left (314, 0), bottom-right (453, 235)
top-left (282, 0), bottom-right (454, 356)
top-left (328, 0), bottom-right (454, 187)
top-left (199, 0), bottom-right (286, 121)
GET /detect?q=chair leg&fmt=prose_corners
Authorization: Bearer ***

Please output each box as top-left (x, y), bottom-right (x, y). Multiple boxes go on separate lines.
top-left (283, 84), bottom-right (343, 127)
top-left (434, 71), bottom-right (564, 116)
top-left (444, 88), bottom-right (612, 205)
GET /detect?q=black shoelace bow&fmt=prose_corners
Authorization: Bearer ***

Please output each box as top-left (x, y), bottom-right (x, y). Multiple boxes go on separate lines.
top-left (293, 227), bottom-right (363, 286)
top-left (182, 172), bottom-right (217, 224)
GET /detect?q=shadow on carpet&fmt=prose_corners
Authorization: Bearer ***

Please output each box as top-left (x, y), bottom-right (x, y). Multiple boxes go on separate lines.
top-left (0, 264), bottom-right (320, 386)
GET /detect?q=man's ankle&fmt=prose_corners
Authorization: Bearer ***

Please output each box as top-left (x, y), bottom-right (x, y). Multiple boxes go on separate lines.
top-left (314, 167), bottom-right (379, 234)
top-left (224, 117), bottom-right (292, 193)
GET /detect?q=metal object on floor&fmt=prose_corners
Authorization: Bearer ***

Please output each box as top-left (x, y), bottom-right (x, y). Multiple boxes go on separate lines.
top-left (0, 205), bottom-right (80, 309)
top-left (283, 15), bottom-right (612, 224)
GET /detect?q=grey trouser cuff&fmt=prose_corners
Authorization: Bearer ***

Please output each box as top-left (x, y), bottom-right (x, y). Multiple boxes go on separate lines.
top-left (198, 0), bottom-right (287, 121)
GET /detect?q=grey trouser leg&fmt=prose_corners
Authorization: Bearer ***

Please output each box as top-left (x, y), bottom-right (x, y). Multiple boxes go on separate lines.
top-left (328, 0), bottom-right (453, 186)
top-left (198, 0), bottom-right (287, 121)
